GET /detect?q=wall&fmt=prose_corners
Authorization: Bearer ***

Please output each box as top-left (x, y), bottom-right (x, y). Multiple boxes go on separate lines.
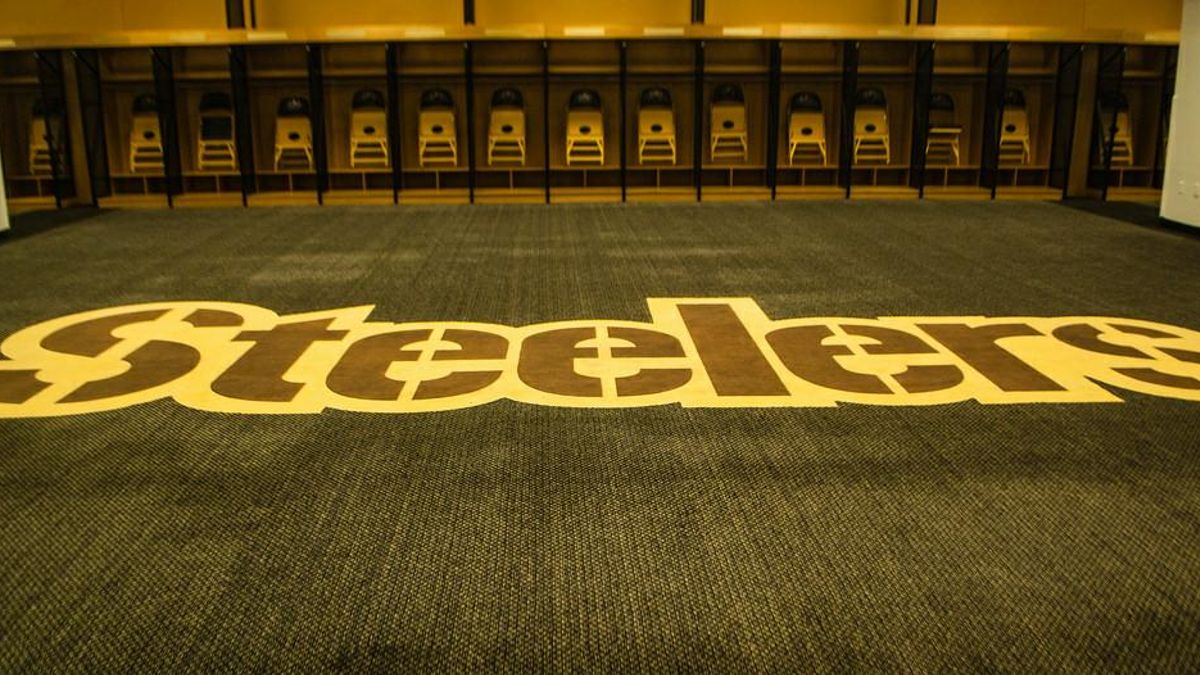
top-left (2, 0), bottom-right (1181, 38)
top-left (936, 0), bottom-right (1181, 33)
top-left (705, 0), bottom-right (905, 26)
top-left (1161, 0), bottom-right (1200, 227)
top-left (476, 0), bottom-right (688, 28)
top-left (1, 0), bottom-right (225, 36)
top-left (256, 0), bottom-right (460, 30)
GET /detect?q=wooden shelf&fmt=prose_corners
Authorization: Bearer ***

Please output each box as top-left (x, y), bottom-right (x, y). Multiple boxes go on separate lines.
top-left (247, 68), bottom-right (308, 79)
top-left (176, 70), bottom-right (231, 82)
top-left (0, 75), bottom-right (39, 86)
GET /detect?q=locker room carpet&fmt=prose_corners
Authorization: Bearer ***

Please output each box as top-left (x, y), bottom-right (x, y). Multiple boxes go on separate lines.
top-left (2, 200), bottom-right (1200, 671)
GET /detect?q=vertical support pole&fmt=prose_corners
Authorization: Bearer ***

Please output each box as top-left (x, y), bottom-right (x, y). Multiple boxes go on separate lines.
top-left (35, 50), bottom-right (74, 208)
top-left (225, 0), bottom-right (247, 28)
top-left (980, 42), bottom-right (1010, 199)
top-left (691, 0), bottom-right (705, 24)
top-left (1151, 46), bottom-right (1177, 189)
top-left (306, 44), bottom-right (328, 205)
top-left (465, 42), bottom-right (476, 204)
top-left (151, 47), bottom-right (183, 207)
top-left (838, 40), bottom-right (859, 199)
top-left (542, 41), bottom-right (551, 204)
top-left (619, 41), bottom-right (628, 203)
top-left (463, 0), bottom-right (475, 25)
top-left (386, 43), bottom-right (402, 204)
top-left (1088, 44), bottom-right (1125, 200)
top-left (74, 49), bottom-right (109, 206)
top-left (1048, 44), bottom-right (1084, 199)
top-left (910, 41), bottom-right (935, 197)
top-left (693, 40), bottom-right (705, 202)
top-left (916, 0), bottom-right (938, 25)
top-left (229, 46), bottom-right (255, 206)
top-left (766, 40), bottom-right (782, 200)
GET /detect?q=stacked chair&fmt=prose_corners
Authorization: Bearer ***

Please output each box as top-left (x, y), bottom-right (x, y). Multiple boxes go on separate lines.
top-left (487, 88), bottom-right (526, 166)
top-left (925, 92), bottom-right (963, 166)
top-left (853, 87), bottom-right (890, 164)
top-left (1097, 91), bottom-right (1134, 166)
top-left (565, 89), bottom-right (605, 166)
top-left (709, 83), bottom-right (748, 162)
top-left (999, 88), bottom-right (1032, 165)
top-left (418, 88), bottom-right (458, 167)
top-left (274, 96), bottom-right (314, 171)
top-left (196, 92), bottom-right (236, 172)
top-left (349, 88), bottom-right (389, 169)
top-left (786, 91), bottom-right (827, 166)
top-left (637, 87), bottom-right (676, 165)
top-left (28, 98), bottom-right (63, 175)
top-left (128, 94), bottom-right (164, 173)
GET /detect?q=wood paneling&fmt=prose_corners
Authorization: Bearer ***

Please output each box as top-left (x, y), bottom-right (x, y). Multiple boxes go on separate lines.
top-left (476, 0), bottom-right (688, 28)
top-left (255, 0), bottom-right (461, 29)
top-left (706, 0), bottom-right (905, 27)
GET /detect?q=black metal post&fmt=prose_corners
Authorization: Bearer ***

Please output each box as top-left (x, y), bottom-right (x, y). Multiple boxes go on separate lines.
top-left (766, 40), bottom-right (782, 200)
top-left (910, 41), bottom-right (935, 197)
top-left (1048, 44), bottom-right (1083, 199)
top-left (34, 50), bottom-right (73, 208)
top-left (386, 43), bottom-right (402, 204)
top-left (463, 0), bottom-right (475, 25)
top-left (225, 0), bottom-right (247, 28)
top-left (306, 44), bottom-right (328, 204)
top-left (151, 47), bottom-right (183, 207)
top-left (1089, 44), bottom-right (1125, 200)
top-left (465, 42), bottom-right (476, 204)
top-left (542, 41), bottom-right (551, 204)
top-left (916, 0), bottom-right (938, 25)
top-left (980, 42), bottom-right (1010, 199)
top-left (228, 46), bottom-right (255, 206)
top-left (619, 41), bottom-right (628, 203)
top-left (692, 0), bottom-right (705, 24)
top-left (1151, 46), bottom-right (1177, 190)
top-left (693, 40), bottom-right (705, 202)
top-left (839, 41), bottom-right (860, 199)
top-left (73, 49), bottom-right (109, 206)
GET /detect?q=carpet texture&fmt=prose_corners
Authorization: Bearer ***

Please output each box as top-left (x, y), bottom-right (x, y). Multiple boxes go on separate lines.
top-left (1, 201), bottom-right (1199, 671)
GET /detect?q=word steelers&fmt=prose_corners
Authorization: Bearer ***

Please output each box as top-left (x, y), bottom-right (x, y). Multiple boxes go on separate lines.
top-left (1, 298), bottom-right (1198, 417)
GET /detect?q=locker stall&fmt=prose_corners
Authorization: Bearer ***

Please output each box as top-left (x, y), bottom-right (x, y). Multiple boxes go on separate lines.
top-left (993, 43), bottom-right (1062, 199)
top-left (548, 41), bottom-right (621, 202)
top-left (171, 47), bottom-right (242, 205)
top-left (774, 41), bottom-right (843, 199)
top-left (1088, 44), bottom-right (1176, 201)
top-left (94, 49), bottom-right (170, 206)
top-left (0, 51), bottom-right (74, 210)
top-left (321, 44), bottom-right (392, 203)
top-left (923, 43), bottom-right (989, 198)
top-left (471, 41), bottom-right (546, 204)
top-left (396, 42), bottom-right (469, 203)
top-left (625, 40), bottom-right (696, 201)
top-left (244, 45), bottom-right (320, 205)
top-left (702, 41), bottom-right (771, 201)
top-left (851, 41), bottom-right (917, 197)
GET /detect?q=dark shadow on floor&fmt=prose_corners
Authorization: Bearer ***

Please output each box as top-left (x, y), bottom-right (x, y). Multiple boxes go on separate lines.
top-left (1058, 199), bottom-right (1164, 229)
top-left (1059, 198), bottom-right (1200, 240)
top-left (2, 207), bottom-right (106, 243)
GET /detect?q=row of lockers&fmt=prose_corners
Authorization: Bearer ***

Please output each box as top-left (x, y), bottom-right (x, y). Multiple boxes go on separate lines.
top-left (0, 40), bottom-right (1177, 206)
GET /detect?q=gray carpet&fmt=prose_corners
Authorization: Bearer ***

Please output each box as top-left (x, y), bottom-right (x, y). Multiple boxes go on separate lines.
top-left (2, 201), bottom-right (1200, 671)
